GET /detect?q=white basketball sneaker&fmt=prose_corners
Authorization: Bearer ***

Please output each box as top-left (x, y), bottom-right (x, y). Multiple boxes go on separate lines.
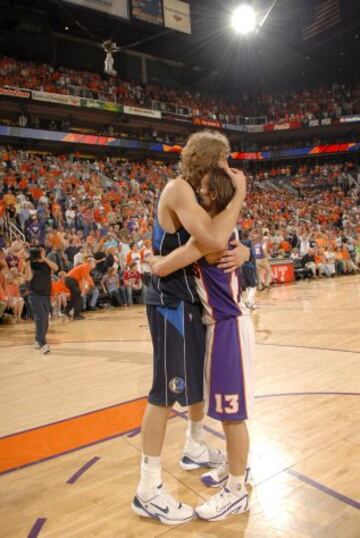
top-left (201, 463), bottom-right (253, 488)
top-left (132, 483), bottom-right (194, 525)
top-left (179, 438), bottom-right (225, 470)
top-left (195, 487), bottom-right (249, 521)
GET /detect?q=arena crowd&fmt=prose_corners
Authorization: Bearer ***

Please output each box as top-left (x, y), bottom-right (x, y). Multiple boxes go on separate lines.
top-left (0, 145), bottom-right (359, 324)
top-left (1, 56), bottom-right (359, 125)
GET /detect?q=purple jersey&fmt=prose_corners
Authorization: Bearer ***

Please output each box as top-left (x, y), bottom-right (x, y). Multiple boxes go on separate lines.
top-left (253, 242), bottom-right (265, 259)
top-left (194, 255), bottom-right (245, 325)
top-left (194, 232), bottom-right (254, 422)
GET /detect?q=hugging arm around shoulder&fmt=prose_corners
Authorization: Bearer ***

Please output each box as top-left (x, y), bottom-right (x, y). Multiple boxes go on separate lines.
top-left (165, 179), bottom-right (244, 252)
top-left (151, 238), bottom-right (209, 277)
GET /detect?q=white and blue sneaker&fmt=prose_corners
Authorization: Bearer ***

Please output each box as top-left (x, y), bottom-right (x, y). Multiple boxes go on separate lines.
top-left (201, 463), bottom-right (253, 488)
top-left (195, 487), bottom-right (249, 521)
top-left (132, 484), bottom-right (194, 525)
top-left (179, 439), bottom-right (225, 471)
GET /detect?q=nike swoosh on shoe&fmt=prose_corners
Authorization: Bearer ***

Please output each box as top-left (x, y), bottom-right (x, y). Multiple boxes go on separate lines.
top-left (150, 503), bottom-right (170, 514)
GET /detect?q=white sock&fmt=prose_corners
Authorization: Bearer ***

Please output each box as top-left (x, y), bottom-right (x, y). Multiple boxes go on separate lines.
top-left (247, 287), bottom-right (256, 304)
top-left (226, 473), bottom-right (245, 497)
top-left (138, 454), bottom-right (161, 499)
top-left (187, 420), bottom-right (205, 444)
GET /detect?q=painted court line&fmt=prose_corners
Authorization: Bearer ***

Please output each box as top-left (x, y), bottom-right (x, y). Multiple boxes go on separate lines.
top-left (27, 518), bottom-right (46, 538)
top-left (255, 391), bottom-right (360, 399)
top-left (0, 397), bottom-right (147, 476)
top-left (66, 456), bottom-right (101, 484)
top-left (0, 395), bottom-right (147, 440)
top-left (288, 469), bottom-right (360, 511)
top-left (1, 392), bottom-right (358, 477)
top-left (256, 342), bottom-right (360, 355)
top-left (173, 407), bottom-right (360, 511)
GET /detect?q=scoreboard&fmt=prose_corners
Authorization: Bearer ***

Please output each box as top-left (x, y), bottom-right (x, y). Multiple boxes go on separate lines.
top-left (131, 0), bottom-right (164, 25)
top-left (63, 0), bottom-right (129, 19)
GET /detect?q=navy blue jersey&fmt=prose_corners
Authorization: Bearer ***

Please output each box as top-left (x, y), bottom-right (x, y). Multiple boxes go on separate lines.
top-left (241, 239), bottom-right (256, 267)
top-left (146, 218), bottom-right (199, 307)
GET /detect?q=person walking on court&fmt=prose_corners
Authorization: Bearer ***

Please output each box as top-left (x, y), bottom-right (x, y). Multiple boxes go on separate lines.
top-left (25, 246), bottom-right (58, 354)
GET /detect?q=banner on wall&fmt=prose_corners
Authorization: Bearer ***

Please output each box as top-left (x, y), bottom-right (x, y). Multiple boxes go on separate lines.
top-left (63, 0), bottom-right (129, 19)
top-left (0, 87), bottom-right (31, 99)
top-left (32, 91), bottom-right (81, 107)
top-left (163, 114), bottom-right (192, 123)
top-left (231, 142), bottom-right (360, 161)
top-left (163, 0), bottom-right (191, 34)
top-left (124, 105), bottom-right (161, 118)
top-left (321, 118), bottom-right (332, 126)
top-left (339, 115), bottom-right (360, 124)
top-left (80, 98), bottom-right (123, 112)
top-left (193, 117), bottom-right (222, 129)
top-left (131, 0), bottom-right (164, 25)
top-left (223, 123), bottom-right (246, 132)
top-left (270, 260), bottom-right (295, 284)
top-left (264, 121), bottom-right (302, 132)
top-left (246, 124), bottom-right (264, 133)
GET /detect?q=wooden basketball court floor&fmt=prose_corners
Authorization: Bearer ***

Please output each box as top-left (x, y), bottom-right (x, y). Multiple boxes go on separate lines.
top-left (0, 276), bottom-right (359, 538)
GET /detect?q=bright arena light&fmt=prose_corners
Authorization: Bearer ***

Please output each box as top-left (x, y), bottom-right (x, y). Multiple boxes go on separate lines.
top-left (231, 3), bottom-right (257, 35)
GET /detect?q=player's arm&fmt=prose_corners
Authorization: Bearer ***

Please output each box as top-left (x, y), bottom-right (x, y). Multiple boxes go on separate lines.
top-left (150, 238), bottom-right (212, 277)
top-left (166, 167), bottom-right (246, 251)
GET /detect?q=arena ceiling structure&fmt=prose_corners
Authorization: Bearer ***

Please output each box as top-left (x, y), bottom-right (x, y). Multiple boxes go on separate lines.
top-left (0, 0), bottom-right (359, 94)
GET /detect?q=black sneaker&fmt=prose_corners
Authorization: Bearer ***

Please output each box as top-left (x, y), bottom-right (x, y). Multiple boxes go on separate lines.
top-left (73, 314), bottom-right (86, 320)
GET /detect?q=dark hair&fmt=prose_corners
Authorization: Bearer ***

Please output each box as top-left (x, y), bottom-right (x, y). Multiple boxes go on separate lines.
top-left (207, 167), bottom-right (235, 214)
top-left (29, 247), bottom-right (42, 261)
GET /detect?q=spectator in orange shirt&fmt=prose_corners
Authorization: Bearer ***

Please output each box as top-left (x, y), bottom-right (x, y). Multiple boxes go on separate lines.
top-left (4, 268), bottom-right (25, 321)
top-left (65, 258), bottom-right (98, 318)
top-left (126, 243), bottom-right (142, 272)
top-left (341, 243), bottom-right (358, 273)
top-left (51, 271), bottom-right (70, 317)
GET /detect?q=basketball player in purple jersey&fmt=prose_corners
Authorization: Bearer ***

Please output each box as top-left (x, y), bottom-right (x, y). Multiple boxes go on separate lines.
top-left (132, 132), bottom-right (248, 525)
top-left (151, 167), bottom-right (254, 521)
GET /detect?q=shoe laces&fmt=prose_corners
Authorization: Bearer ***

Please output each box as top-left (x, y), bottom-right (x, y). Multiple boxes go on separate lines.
top-left (156, 485), bottom-right (182, 509)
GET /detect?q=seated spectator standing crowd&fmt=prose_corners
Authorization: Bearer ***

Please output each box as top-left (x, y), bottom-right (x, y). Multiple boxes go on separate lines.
top-left (0, 147), bottom-right (172, 322)
top-left (0, 56), bottom-right (359, 125)
top-left (0, 145), bottom-right (359, 324)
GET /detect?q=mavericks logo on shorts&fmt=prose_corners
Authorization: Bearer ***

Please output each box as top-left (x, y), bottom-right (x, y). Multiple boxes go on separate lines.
top-left (168, 377), bottom-right (185, 394)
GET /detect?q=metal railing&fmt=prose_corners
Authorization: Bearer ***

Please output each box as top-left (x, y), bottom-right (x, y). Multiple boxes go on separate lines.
top-left (3, 213), bottom-right (25, 242)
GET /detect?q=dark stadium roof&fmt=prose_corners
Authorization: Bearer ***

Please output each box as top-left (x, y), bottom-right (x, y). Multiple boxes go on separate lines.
top-left (0, 0), bottom-right (359, 92)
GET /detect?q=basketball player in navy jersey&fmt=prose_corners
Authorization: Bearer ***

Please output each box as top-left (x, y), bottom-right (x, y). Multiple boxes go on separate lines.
top-left (132, 131), bottom-right (248, 525)
top-left (150, 167), bottom-right (254, 521)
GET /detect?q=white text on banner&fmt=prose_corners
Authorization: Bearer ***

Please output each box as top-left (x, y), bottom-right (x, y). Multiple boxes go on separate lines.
top-left (124, 105), bottom-right (161, 119)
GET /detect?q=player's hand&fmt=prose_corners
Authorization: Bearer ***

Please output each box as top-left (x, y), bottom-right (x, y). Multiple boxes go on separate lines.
top-left (148, 255), bottom-right (163, 275)
top-left (217, 240), bottom-right (250, 273)
top-left (219, 162), bottom-right (247, 197)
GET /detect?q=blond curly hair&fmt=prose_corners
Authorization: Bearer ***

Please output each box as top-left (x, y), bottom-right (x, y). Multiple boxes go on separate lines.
top-left (180, 130), bottom-right (230, 190)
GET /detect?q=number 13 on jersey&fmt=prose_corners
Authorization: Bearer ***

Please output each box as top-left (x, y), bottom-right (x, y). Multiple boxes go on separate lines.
top-left (215, 394), bottom-right (240, 414)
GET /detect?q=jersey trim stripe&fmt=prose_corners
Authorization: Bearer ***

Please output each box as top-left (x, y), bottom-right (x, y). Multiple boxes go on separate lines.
top-left (235, 319), bottom-right (248, 418)
top-left (182, 303), bottom-right (189, 406)
top-left (159, 232), bottom-right (166, 306)
top-left (177, 232), bottom-right (195, 304)
top-left (198, 265), bottom-right (216, 323)
top-left (163, 311), bottom-right (168, 407)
